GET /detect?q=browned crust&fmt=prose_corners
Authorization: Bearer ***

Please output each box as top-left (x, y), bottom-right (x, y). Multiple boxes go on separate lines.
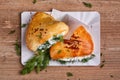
top-left (50, 26), bottom-right (94, 60)
top-left (25, 12), bottom-right (55, 51)
top-left (25, 12), bottom-right (69, 52)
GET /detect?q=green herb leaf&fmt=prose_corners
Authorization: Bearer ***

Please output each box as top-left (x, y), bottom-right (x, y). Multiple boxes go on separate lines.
top-left (81, 54), bottom-right (95, 63)
top-left (13, 40), bottom-right (21, 56)
top-left (21, 49), bottom-right (50, 75)
top-left (57, 54), bottom-right (95, 64)
top-left (42, 49), bottom-right (50, 69)
top-left (21, 24), bottom-right (27, 28)
top-left (83, 2), bottom-right (92, 8)
top-left (81, 58), bottom-right (89, 63)
top-left (57, 50), bottom-right (62, 54)
top-left (21, 35), bottom-right (65, 75)
top-left (8, 30), bottom-right (15, 34)
top-left (57, 60), bottom-right (67, 64)
top-left (59, 36), bottom-right (63, 42)
top-left (53, 35), bottom-right (63, 42)
top-left (21, 56), bottom-right (37, 75)
top-left (66, 72), bottom-right (73, 77)
top-left (33, 0), bottom-right (37, 4)
top-left (36, 33), bottom-right (42, 38)
top-left (66, 49), bottom-right (70, 52)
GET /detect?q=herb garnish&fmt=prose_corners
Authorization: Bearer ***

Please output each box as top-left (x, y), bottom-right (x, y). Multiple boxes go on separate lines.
top-left (53, 35), bottom-right (63, 42)
top-left (21, 35), bottom-right (64, 75)
top-left (21, 24), bottom-right (27, 28)
top-left (83, 2), bottom-right (92, 8)
top-left (8, 30), bottom-right (15, 34)
top-left (81, 54), bottom-right (95, 63)
top-left (67, 50), bottom-right (70, 52)
top-left (57, 54), bottom-right (95, 64)
top-left (57, 60), bottom-right (67, 64)
top-left (21, 49), bottom-right (50, 75)
top-left (66, 72), bottom-right (73, 77)
top-left (59, 36), bottom-right (64, 42)
top-left (36, 33), bottom-right (42, 38)
top-left (33, 0), bottom-right (37, 4)
top-left (57, 50), bottom-right (62, 54)
top-left (13, 40), bottom-right (21, 56)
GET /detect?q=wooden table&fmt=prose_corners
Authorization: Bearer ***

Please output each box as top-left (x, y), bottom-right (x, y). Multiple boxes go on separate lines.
top-left (0, 0), bottom-right (120, 80)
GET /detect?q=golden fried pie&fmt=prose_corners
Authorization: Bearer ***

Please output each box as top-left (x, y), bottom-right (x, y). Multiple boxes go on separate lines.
top-left (26, 12), bottom-right (69, 51)
top-left (50, 26), bottom-right (94, 60)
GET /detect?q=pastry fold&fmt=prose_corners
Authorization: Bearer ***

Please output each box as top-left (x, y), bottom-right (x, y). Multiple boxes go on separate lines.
top-left (26, 12), bottom-right (69, 51)
top-left (50, 26), bottom-right (94, 59)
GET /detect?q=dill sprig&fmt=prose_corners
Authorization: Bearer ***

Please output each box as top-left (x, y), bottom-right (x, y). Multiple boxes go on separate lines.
top-left (21, 35), bottom-right (63, 75)
top-left (13, 40), bottom-right (21, 56)
top-left (21, 49), bottom-right (50, 75)
top-left (66, 72), bottom-right (73, 77)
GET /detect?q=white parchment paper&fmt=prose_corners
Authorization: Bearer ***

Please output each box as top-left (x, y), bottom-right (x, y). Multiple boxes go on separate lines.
top-left (21, 9), bottom-right (100, 66)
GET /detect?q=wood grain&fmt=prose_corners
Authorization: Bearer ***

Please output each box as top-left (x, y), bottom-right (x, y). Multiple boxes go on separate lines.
top-left (0, 0), bottom-right (120, 80)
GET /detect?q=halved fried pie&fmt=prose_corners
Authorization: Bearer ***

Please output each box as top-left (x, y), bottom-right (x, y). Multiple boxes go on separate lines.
top-left (50, 26), bottom-right (94, 60)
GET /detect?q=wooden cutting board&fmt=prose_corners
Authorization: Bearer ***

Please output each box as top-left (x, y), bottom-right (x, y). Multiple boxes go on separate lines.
top-left (0, 0), bottom-right (120, 80)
